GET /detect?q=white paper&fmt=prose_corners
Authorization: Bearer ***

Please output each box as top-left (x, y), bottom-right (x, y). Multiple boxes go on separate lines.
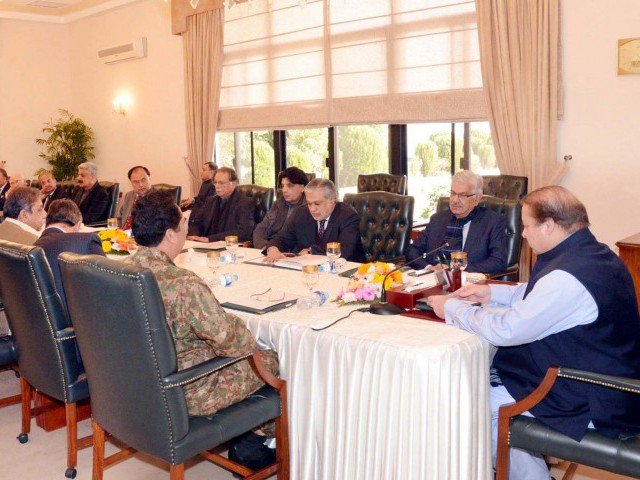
top-left (274, 254), bottom-right (330, 270)
top-left (183, 240), bottom-right (226, 250)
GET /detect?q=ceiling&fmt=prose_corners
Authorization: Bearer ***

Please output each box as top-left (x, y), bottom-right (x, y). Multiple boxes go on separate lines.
top-left (0, 0), bottom-right (139, 21)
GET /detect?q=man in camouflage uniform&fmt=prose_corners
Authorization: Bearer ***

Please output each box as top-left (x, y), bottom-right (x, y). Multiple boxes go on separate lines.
top-left (126, 189), bottom-right (278, 416)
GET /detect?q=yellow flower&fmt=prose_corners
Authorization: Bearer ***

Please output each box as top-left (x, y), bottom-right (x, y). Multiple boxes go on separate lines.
top-left (373, 262), bottom-right (390, 275)
top-left (101, 241), bottom-right (112, 253)
top-left (357, 263), bottom-right (371, 275)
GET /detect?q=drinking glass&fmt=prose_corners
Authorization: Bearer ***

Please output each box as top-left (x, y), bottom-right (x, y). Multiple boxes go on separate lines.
top-left (450, 251), bottom-right (468, 271)
top-left (302, 265), bottom-right (319, 291)
top-left (326, 242), bottom-right (341, 273)
top-left (225, 235), bottom-right (239, 263)
top-left (107, 217), bottom-right (118, 230)
top-left (206, 252), bottom-right (221, 288)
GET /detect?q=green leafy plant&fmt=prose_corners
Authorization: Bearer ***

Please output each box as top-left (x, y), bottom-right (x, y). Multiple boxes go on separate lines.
top-left (36, 109), bottom-right (95, 180)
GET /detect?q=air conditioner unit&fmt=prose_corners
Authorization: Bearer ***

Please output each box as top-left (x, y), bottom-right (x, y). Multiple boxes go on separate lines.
top-left (97, 37), bottom-right (147, 64)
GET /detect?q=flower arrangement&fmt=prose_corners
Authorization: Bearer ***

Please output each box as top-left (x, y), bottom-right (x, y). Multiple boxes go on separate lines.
top-left (98, 228), bottom-right (136, 255)
top-left (334, 262), bottom-right (404, 306)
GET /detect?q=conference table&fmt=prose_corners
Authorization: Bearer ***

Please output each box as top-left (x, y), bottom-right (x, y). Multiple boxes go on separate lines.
top-left (175, 247), bottom-right (493, 480)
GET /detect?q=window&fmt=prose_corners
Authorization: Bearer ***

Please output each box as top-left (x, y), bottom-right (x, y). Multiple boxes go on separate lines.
top-left (407, 121), bottom-right (499, 223)
top-left (286, 128), bottom-right (329, 179)
top-left (335, 124), bottom-right (389, 197)
top-left (215, 131), bottom-right (274, 187)
top-left (252, 131), bottom-right (275, 187)
top-left (220, 0), bottom-right (483, 131)
top-left (217, 120), bottom-right (498, 226)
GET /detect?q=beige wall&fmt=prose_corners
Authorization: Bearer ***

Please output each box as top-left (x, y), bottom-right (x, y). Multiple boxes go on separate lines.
top-left (0, 0), bottom-right (189, 195)
top-left (67, 0), bottom-right (189, 192)
top-left (559, 0), bottom-right (640, 248)
top-left (0, 19), bottom-right (72, 178)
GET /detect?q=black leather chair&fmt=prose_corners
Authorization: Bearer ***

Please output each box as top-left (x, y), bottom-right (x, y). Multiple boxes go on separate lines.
top-left (343, 191), bottom-right (414, 263)
top-left (497, 366), bottom-right (640, 480)
top-left (59, 181), bottom-right (78, 199)
top-left (357, 173), bottom-right (408, 195)
top-left (436, 196), bottom-right (522, 280)
top-left (59, 253), bottom-right (289, 480)
top-left (237, 184), bottom-right (275, 225)
top-left (153, 183), bottom-right (182, 204)
top-left (0, 301), bottom-right (20, 408)
top-left (482, 174), bottom-right (528, 200)
top-left (99, 181), bottom-right (119, 220)
top-left (0, 240), bottom-right (91, 479)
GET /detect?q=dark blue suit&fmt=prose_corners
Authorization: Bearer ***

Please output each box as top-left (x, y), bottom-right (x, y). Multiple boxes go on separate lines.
top-left (34, 227), bottom-right (105, 311)
top-left (266, 202), bottom-right (366, 263)
top-left (407, 207), bottom-right (508, 274)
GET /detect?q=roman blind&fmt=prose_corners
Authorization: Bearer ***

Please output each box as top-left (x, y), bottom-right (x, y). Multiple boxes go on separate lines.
top-left (219, 0), bottom-right (485, 130)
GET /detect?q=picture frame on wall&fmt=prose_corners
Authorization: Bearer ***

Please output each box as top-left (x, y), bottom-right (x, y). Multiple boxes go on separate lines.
top-left (618, 37), bottom-right (640, 75)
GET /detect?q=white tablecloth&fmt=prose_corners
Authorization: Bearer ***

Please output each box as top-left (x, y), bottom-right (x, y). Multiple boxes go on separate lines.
top-left (177, 248), bottom-right (493, 480)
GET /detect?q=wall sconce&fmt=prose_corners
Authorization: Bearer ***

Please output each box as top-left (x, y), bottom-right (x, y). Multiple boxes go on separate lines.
top-left (112, 94), bottom-right (131, 115)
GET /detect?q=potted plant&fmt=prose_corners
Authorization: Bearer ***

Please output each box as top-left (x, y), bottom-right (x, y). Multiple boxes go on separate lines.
top-left (36, 109), bottom-right (95, 181)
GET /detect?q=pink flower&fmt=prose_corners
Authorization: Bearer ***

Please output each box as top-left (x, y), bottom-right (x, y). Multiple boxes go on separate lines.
top-left (362, 288), bottom-right (376, 301)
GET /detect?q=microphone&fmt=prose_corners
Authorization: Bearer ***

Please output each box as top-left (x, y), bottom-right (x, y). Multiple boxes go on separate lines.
top-left (369, 242), bottom-right (449, 316)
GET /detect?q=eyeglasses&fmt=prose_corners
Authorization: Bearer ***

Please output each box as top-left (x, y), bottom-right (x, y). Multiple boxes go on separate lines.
top-left (449, 191), bottom-right (478, 199)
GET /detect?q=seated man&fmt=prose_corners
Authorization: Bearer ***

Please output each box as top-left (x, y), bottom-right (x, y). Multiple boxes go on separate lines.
top-left (71, 162), bottom-right (110, 224)
top-left (184, 162), bottom-right (218, 231)
top-left (253, 166), bottom-right (308, 249)
top-left (39, 171), bottom-right (67, 212)
top-left (0, 168), bottom-right (9, 211)
top-left (428, 186), bottom-right (640, 480)
top-left (34, 199), bottom-right (104, 311)
top-left (127, 189), bottom-right (278, 409)
top-left (264, 178), bottom-right (366, 263)
top-left (182, 161), bottom-right (217, 211)
top-left (116, 165), bottom-right (153, 229)
top-left (0, 187), bottom-right (46, 244)
top-left (187, 167), bottom-right (254, 243)
top-left (7, 172), bottom-right (27, 194)
top-left (407, 170), bottom-right (508, 274)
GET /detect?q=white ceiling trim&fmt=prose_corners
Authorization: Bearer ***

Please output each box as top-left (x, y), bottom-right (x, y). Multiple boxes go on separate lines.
top-left (0, 0), bottom-right (141, 23)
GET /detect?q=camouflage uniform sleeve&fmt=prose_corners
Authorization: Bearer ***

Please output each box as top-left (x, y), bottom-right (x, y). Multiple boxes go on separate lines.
top-left (175, 274), bottom-right (258, 357)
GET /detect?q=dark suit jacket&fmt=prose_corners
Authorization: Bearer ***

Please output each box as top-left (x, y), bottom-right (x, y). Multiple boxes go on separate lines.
top-left (34, 227), bottom-right (105, 311)
top-left (0, 182), bottom-right (9, 212)
top-left (407, 206), bottom-right (508, 274)
top-left (188, 188), bottom-right (255, 242)
top-left (42, 186), bottom-right (67, 211)
top-left (267, 202), bottom-right (366, 262)
top-left (71, 182), bottom-right (110, 224)
top-left (188, 180), bottom-right (216, 228)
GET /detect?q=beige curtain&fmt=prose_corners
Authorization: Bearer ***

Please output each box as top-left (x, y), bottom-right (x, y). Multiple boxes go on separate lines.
top-left (476, 0), bottom-right (566, 280)
top-left (183, 8), bottom-right (223, 196)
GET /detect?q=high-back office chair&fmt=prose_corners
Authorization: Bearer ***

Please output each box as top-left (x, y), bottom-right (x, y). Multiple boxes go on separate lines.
top-left (436, 196), bottom-right (522, 280)
top-left (343, 191), bottom-right (414, 262)
top-left (0, 300), bottom-right (20, 409)
top-left (59, 253), bottom-right (289, 480)
top-left (497, 366), bottom-right (640, 480)
top-left (99, 181), bottom-right (120, 221)
top-left (153, 183), bottom-right (182, 204)
top-left (237, 184), bottom-right (275, 225)
top-left (0, 241), bottom-right (91, 479)
top-left (482, 175), bottom-right (528, 200)
top-left (357, 173), bottom-right (408, 195)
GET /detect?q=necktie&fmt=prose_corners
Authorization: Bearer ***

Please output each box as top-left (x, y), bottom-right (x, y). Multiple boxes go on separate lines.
top-left (122, 196), bottom-right (139, 231)
top-left (316, 219), bottom-right (326, 244)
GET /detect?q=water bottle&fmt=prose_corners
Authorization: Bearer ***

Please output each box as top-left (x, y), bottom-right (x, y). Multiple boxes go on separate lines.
top-left (296, 291), bottom-right (329, 309)
top-left (219, 273), bottom-right (239, 287)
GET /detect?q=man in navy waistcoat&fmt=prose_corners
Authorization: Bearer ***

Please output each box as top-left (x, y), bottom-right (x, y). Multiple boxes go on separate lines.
top-left (428, 185), bottom-right (640, 480)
